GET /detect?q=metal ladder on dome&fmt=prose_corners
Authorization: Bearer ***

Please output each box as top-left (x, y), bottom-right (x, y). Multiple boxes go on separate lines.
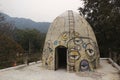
top-left (68, 10), bottom-right (76, 72)
top-left (68, 10), bottom-right (75, 39)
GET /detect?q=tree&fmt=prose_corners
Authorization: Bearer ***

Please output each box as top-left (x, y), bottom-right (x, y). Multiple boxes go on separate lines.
top-left (78, 0), bottom-right (120, 57)
top-left (0, 13), bottom-right (24, 69)
top-left (13, 28), bottom-right (43, 53)
top-left (13, 28), bottom-right (46, 63)
top-left (0, 12), bottom-right (46, 68)
top-left (0, 35), bottom-right (24, 68)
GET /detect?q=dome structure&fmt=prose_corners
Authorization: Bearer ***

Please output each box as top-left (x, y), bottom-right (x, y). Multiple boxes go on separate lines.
top-left (42, 10), bottom-right (100, 72)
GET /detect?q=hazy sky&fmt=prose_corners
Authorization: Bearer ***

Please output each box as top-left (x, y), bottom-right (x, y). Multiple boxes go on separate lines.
top-left (0, 0), bottom-right (83, 22)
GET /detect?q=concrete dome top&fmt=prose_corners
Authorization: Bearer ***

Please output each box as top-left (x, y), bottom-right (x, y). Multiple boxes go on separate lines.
top-left (46, 10), bottom-right (97, 45)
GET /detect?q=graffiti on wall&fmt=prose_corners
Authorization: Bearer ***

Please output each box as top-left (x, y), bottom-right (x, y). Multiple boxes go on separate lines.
top-left (57, 31), bottom-right (99, 71)
top-left (80, 59), bottom-right (90, 71)
top-left (42, 10), bottom-right (100, 72)
top-left (43, 30), bottom-right (99, 71)
top-left (43, 40), bottom-right (54, 66)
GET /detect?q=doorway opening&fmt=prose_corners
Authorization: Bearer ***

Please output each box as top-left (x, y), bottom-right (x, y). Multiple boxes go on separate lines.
top-left (55, 46), bottom-right (67, 70)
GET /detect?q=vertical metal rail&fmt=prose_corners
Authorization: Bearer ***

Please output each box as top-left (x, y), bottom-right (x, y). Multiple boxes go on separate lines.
top-left (68, 10), bottom-right (75, 39)
top-left (68, 10), bottom-right (75, 71)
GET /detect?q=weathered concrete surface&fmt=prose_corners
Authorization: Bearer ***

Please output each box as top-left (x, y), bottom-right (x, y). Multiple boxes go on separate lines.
top-left (0, 59), bottom-right (119, 80)
top-left (42, 10), bottom-right (100, 71)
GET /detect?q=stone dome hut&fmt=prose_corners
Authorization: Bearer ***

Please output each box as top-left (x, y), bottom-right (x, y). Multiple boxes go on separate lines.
top-left (42, 10), bottom-right (100, 72)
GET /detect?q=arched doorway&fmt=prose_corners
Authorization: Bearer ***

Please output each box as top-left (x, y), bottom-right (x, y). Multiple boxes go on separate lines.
top-left (55, 46), bottom-right (67, 70)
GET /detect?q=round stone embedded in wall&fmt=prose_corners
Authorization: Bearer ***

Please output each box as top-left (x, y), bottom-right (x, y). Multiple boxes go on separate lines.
top-left (82, 43), bottom-right (87, 49)
top-left (54, 40), bottom-right (58, 45)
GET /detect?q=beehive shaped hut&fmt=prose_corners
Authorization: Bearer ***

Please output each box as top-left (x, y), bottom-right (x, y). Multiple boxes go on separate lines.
top-left (42, 10), bottom-right (100, 72)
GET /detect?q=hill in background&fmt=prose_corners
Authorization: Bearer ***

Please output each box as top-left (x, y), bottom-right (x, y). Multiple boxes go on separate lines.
top-left (1, 13), bottom-right (50, 33)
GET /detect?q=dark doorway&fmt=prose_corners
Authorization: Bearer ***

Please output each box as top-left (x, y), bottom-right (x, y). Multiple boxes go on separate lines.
top-left (55, 46), bottom-right (67, 70)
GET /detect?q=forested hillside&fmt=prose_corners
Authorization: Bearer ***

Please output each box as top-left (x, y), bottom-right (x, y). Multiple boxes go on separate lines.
top-left (0, 13), bottom-right (48, 69)
top-left (1, 13), bottom-right (50, 33)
